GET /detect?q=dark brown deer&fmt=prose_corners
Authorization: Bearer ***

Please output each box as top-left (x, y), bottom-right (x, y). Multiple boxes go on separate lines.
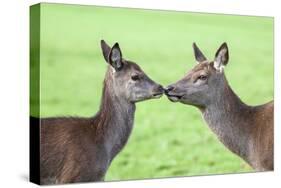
top-left (165, 42), bottom-right (273, 171)
top-left (38, 40), bottom-right (164, 184)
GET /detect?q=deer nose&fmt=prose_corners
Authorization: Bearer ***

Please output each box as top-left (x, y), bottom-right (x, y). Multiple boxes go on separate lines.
top-left (157, 85), bottom-right (164, 92)
top-left (164, 85), bottom-right (175, 94)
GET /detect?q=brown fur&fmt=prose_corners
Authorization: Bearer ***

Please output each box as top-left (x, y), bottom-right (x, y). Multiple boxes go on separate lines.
top-left (166, 43), bottom-right (274, 171)
top-left (39, 41), bottom-right (163, 184)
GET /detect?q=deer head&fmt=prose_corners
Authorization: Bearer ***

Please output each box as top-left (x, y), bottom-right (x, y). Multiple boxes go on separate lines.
top-left (100, 40), bottom-right (164, 103)
top-left (165, 42), bottom-right (229, 108)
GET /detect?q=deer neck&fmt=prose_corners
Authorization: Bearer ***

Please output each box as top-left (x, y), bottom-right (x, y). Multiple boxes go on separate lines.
top-left (94, 75), bottom-right (136, 158)
top-left (202, 76), bottom-right (253, 160)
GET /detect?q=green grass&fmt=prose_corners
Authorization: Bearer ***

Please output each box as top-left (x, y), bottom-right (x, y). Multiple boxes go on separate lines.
top-left (35, 3), bottom-right (273, 181)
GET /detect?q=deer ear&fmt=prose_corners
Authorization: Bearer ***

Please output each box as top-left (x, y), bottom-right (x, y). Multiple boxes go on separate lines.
top-left (109, 43), bottom-right (123, 71)
top-left (214, 42), bottom-right (229, 72)
top-left (193, 42), bottom-right (207, 63)
top-left (100, 40), bottom-right (111, 62)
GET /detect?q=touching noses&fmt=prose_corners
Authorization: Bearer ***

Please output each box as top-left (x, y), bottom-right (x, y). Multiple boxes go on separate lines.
top-left (164, 85), bottom-right (175, 94)
top-left (156, 84), bottom-right (164, 93)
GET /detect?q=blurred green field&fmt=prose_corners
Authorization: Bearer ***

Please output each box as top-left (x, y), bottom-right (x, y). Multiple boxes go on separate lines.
top-left (36, 3), bottom-right (273, 181)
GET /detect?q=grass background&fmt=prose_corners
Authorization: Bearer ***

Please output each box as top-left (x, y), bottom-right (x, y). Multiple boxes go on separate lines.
top-left (36, 3), bottom-right (273, 181)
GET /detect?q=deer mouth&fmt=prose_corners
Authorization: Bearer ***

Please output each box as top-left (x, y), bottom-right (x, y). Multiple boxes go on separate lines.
top-left (165, 94), bottom-right (183, 102)
top-left (152, 92), bottom-right (163, 99)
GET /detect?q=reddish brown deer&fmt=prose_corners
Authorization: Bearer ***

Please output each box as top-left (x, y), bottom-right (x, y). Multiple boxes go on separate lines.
top-left (39, 40), bottom-right (164, 184)
top-left (165, 42), bottom-right (273, 171)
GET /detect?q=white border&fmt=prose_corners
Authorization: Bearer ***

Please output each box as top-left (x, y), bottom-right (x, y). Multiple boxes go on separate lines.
top-left (0, 0), bottom-right (280, 188)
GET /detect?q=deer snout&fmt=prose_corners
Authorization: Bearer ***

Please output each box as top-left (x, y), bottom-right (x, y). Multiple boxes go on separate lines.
top-left (152, 84), bottom-right (164, 98)
top-left (164, 85), bottom-right (175, 94)
top-left (156, 84), bottom-right (164, 93)
top-left (164, 85), bottom-right (184, 102)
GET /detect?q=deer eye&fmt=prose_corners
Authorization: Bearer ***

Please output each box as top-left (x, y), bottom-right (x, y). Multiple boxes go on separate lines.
top-left (131, 75), bottom-right (140, 81)
top-left (198, 75), bottom-right (207, 81)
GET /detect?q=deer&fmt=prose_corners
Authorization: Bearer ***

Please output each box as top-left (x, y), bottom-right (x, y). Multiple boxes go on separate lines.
top-left (165, 42), bottom-right (273, 171)
top-left (37, 40), bottom-right (164, 184)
